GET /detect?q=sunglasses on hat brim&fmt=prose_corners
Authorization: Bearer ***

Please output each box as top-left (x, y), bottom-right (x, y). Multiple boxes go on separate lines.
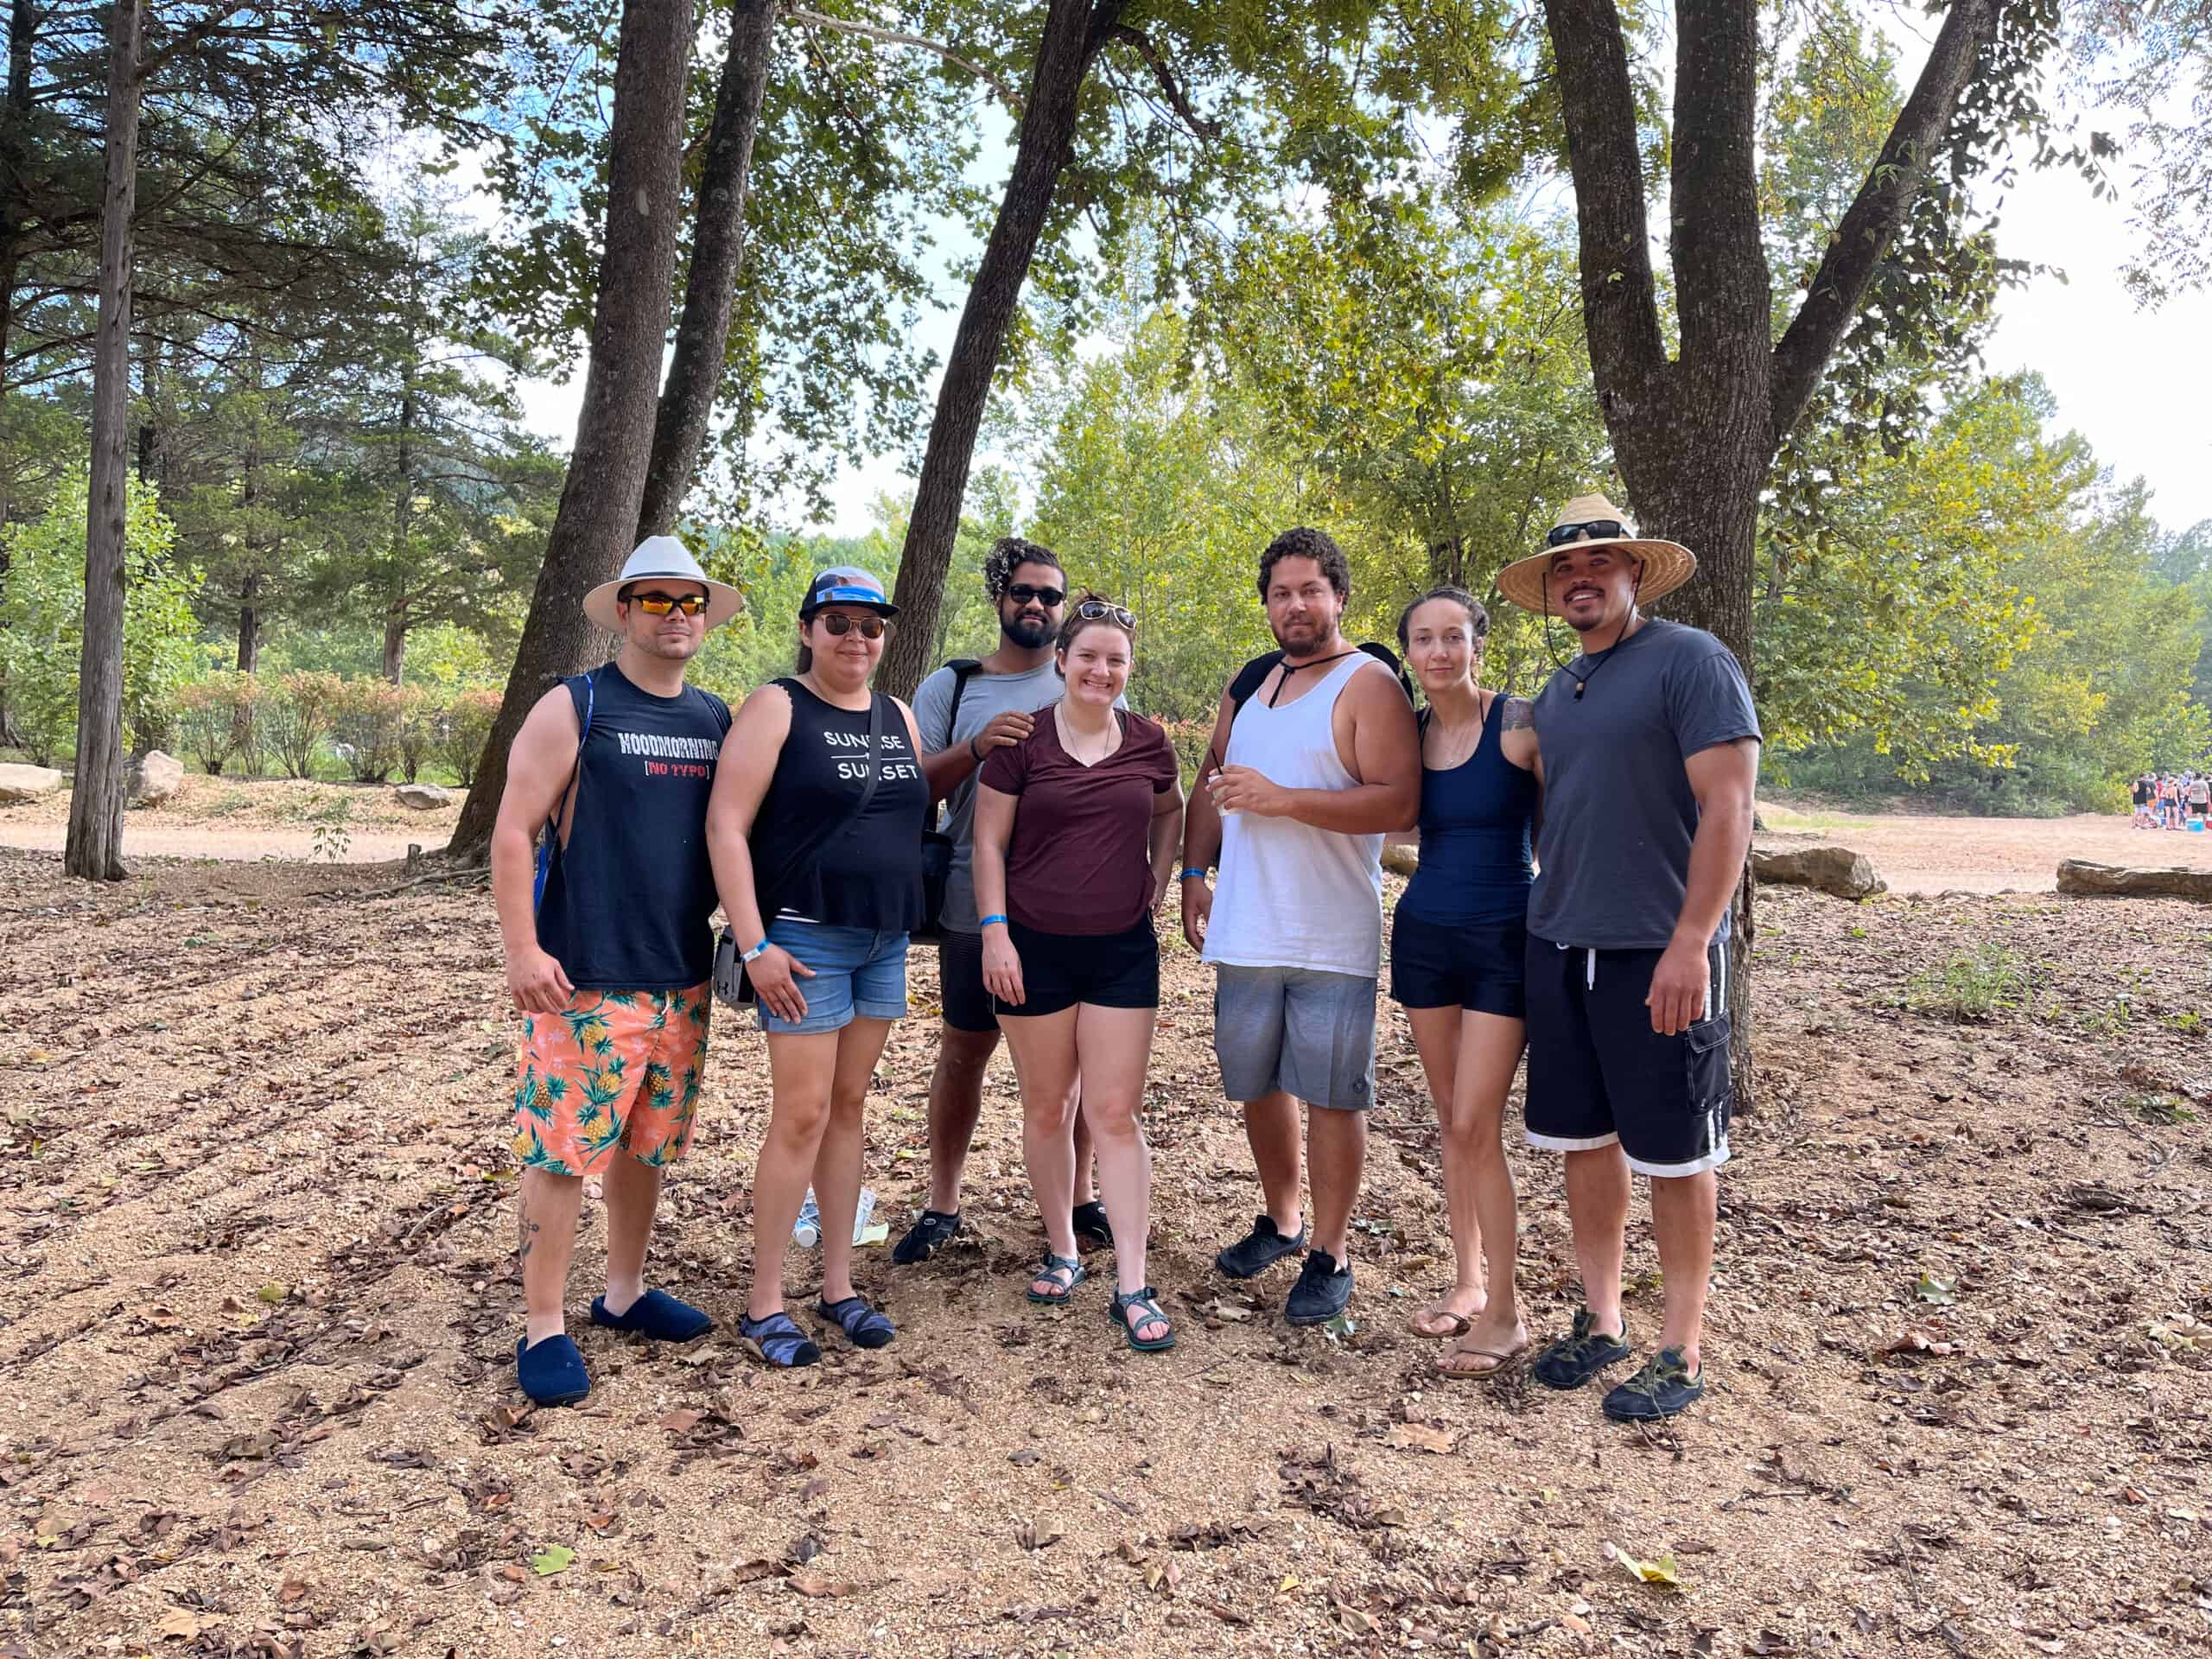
top-left (1545, 518), bottom-right (1630, 548)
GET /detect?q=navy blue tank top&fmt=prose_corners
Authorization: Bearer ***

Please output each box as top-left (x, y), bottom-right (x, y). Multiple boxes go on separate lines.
top-left (534, 664), bottom-right (732, 990)
top-left (748, 678), bottom-right (927, 931)
top-left (1398, 693), bottom-right (1536, 926)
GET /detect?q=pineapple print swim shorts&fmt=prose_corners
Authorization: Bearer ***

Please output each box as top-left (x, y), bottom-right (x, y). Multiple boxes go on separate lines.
top-left (511, 983), bottom-right (711, 1175)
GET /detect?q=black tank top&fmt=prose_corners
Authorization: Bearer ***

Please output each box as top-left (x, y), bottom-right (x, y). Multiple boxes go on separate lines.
top-left (749, 677), bottom-right (927, 930)
top-left (535, 663), bottom-right (732, 990)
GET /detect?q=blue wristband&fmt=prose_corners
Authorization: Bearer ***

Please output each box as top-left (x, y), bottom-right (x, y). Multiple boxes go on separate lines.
top-left (740, 938), bottom-right (771, 963)
top-left (1178, 867), bottom-right (1208, 881)
top-left (978, 914), bottom-right (1009, 929)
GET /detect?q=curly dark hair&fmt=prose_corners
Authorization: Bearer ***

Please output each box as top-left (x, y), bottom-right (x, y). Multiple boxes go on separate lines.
top-left (982, 536), bottom-right (1065, 601)
top-left (1257, 526), bottom-right (1351, 601)
top-left (1395, 585), bottom-right (1490, 652)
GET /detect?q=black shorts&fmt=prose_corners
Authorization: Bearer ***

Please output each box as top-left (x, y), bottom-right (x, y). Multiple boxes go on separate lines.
top-left (1523, 933), bottom-right (1732, 1178)
top-left (1389, 910), bottom-right (1528, 1019)
top-left (938, 928), bottom-right (999, 1033)
top-left (997, 918), bottom-right (1159, 1018)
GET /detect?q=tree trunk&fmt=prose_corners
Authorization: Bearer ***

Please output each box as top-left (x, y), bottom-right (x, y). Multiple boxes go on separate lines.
top-left (237, 571), bottom-right (262, 671)
top-left (382, 605), bottom-right (407, 683)
top-left (66, 0), bottom-right (142, 883)
top-left (448, 0), bottom-right (695, 860)
top-left (874, 0), bottom-right (1125, 702)
top-left (636, 0), bottom-right (779, 541)
top-left (0, 0), bottom-right (38, 390)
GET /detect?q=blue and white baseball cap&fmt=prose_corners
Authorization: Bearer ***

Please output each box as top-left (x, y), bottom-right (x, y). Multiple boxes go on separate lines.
top-left (799, 565), bottom-right (899, 619)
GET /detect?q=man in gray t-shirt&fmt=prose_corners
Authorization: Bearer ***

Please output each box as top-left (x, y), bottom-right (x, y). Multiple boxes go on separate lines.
top-left (893, 538), bottom-right (1111, 1265)
top-left (1492, 493), bottom-right (1760, 1427)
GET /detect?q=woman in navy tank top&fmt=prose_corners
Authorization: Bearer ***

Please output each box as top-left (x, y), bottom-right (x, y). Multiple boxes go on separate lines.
top-left (708, 569), bottom-right (927, 1370)
top-left (1389, 587), bottom-right (1540, 1378)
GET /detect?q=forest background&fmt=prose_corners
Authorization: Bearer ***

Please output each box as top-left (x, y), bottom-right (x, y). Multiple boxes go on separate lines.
top-left (4, 0), bottom-right (2211, 831)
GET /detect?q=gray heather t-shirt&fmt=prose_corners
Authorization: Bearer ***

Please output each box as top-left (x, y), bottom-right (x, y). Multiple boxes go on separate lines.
top-left (913, 659), bottom-right (1123, 932)
top-left (1526, 619), bottom-right (1760, 950)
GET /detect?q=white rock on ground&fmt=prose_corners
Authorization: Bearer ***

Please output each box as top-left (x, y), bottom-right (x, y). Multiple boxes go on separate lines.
top-left (0, 763), bottom-right (67, 804)
top-left (127, 750), bottom-right (186, 808)
top-left (394, 782), bottom-right (453, 810)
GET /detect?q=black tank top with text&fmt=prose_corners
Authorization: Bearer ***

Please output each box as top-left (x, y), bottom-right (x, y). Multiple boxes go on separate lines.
top-left (534, 663), bottom-right (731, 990)
top-left (749, 677), bottom-right (926, 931)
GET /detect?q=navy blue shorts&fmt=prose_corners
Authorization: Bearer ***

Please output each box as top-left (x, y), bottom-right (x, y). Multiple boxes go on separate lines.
top-left (1389, 910), bottom-right (1527, 1019)
top-left (1522, 933), bottom-right (1732, 1178)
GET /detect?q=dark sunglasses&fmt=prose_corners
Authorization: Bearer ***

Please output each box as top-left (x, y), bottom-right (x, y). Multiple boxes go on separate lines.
top-left (1005, 582), bottom-right (1066, 607)
top-left (816, 612), bottom-right (887, 639)
top-left (628, 591), bottom-right (708, 616)
top-left (1546, 519), bottom-right (1629, 548)
top-left (1075, 600), bottom-right (1135, 628)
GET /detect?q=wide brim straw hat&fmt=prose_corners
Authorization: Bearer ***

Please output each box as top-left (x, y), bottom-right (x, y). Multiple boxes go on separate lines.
top-left (1494, 493), bottom-right (1698, 613)
top-left (582, 535), bottom-right (746, 632)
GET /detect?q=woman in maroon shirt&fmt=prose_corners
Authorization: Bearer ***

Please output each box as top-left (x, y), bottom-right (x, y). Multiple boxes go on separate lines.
top-left (973, 599), bottom-right (1186, 1351)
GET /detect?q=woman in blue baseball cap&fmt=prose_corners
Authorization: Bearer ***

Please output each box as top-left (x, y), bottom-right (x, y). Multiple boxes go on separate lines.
top-left (708, 567), bottom-right (926, 1368)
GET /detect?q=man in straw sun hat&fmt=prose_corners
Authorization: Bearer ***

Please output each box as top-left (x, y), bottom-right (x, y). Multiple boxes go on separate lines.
top-left (489, 534), bottom-right (742, 1407)
top-left (1496, 493), bottom-right (1760, 1422)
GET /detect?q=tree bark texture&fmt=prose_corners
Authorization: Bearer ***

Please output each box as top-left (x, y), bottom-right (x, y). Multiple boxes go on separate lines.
top-left (873, 0), bottom-right (1126, 702)
top-left (237, 571), bottom-right (262, 672)
top-left (448, 0), bottom-right (695, 860)
top-left (636, 0), bottom-right (779, 542)
top-left (1541, 0), bottom-right (2001, 1095)
top-left (67, 0), bottom-right (143, 882)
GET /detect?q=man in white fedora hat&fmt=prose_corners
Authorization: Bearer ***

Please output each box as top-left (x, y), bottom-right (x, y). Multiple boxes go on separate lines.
top-left (1494, 493), bottom-right (1760, 1421)
top-left (488, 534), bottom-right (743, 1406)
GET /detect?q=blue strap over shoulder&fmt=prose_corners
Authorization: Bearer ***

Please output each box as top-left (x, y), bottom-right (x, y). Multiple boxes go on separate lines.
top-left (532, 671), bottom-right (596, 914)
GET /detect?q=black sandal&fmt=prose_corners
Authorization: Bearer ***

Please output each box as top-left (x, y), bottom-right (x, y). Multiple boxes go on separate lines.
top-left (1071, 1200), bottom-right (1114, 1250)
top-left (1109, 1286), bottom-right (1176, 1352)
top-left (1026, 1251), bottom-right (1086, 1305)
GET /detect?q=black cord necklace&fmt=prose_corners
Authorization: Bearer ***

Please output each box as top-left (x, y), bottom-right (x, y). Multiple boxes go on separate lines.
top-left (1266, 647), bottom-right (1359, 707)
top-left (1566, 618), bottom-right (1648, 700)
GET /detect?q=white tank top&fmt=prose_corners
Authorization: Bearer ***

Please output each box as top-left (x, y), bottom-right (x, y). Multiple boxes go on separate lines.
top-left (1203, 652), bottom-right (1387, 978)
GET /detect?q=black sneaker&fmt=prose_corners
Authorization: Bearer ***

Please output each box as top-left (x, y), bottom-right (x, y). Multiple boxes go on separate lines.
top-left (1215, 1214), bottom-right (1307, 1280)
top-left (891, 1208), bottom-right (961, 1265)
top-left (1602, 1348), bottom-right (1704, 1421)
top-left (1531, 1306), bottom-right (1632, 1391)
top-left (1071, 1200), bottom-right (1114, 1250)
top-left (1283, 1250), bottom-right (1354, 1325)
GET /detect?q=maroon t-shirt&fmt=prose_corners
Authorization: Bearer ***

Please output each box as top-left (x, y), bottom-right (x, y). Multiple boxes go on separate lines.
top-left (980, 709), bottom-right (1179, 935)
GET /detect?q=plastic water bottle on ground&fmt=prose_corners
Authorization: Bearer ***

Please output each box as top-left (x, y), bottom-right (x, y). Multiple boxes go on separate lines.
top-left (793, 1189), bottom-right (821, 1249)
top-left (851, 1186), bottom-right (876, 1244)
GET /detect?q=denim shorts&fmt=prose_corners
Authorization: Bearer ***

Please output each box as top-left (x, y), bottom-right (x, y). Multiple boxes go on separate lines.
top-left (758, 918), bottom-right (910, 1035)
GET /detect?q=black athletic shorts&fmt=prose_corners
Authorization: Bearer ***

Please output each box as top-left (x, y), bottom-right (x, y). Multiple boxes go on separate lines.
top-left (1389, 910), bottom-right (1528, 1019)
top-left (1522, 932), bottom-right (1732, 1178)
top-left (938, 927), bottom-right (998, 1034)
top-left (995, 917), bottom-right (1159, 1018)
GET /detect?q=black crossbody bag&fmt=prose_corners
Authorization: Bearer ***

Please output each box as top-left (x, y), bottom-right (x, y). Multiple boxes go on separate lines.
top-left (912, 658), bottom-right (982, 944)
top-left (713, 689), bottom-right (885, 1009)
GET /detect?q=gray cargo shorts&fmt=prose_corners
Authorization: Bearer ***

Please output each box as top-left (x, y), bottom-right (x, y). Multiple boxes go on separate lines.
top-left (1211, 963), bottom-right (1377, 1112)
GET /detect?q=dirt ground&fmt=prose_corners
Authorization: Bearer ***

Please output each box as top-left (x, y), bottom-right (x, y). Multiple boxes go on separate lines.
top-left (3, 846), bottom-right (2212, 1659)
top-left (1758, 798), bottom-right (2212, 896)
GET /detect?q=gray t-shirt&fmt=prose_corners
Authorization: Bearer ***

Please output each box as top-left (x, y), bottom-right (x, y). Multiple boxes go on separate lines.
top-left (1526, 619), bottom-right (1760, 950)
top-left (914, 659), bottom-right (1122, 932)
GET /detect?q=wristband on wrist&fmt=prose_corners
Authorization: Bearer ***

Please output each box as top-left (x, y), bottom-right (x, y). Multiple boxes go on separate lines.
top-left (1178, 867), bottom-right (1208, 881)
top-left (740, 938), bottom-right (772, 963)
top-left (977, 914), bottom-right (1009, 929)
top-left (969, 734), bottom-right (983, 762)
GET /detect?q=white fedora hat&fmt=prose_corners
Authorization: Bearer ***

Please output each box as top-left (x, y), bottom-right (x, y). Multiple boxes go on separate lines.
top-left (1494, 493), bottom-right (1697, 613)
top-left (582, 535), bottom-right (745, 632)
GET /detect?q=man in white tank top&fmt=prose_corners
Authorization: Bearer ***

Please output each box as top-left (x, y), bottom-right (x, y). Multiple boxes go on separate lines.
top-left (1180, 529), bottom-right (1421, 1325)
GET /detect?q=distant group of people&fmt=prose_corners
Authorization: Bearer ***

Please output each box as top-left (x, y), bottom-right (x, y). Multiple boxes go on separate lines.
top-left (486, 491), bottom-right (1760, 1428)
top-left (2134, 771), bottom-right (2209, 830)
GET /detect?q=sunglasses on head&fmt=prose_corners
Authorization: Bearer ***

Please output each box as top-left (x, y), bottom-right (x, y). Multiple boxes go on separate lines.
top-left (1547, 519), bottom-right (1630, 548)
top-left (1005, 582), bottom-right (1066, 607)
top-left (815, 611), bottom-right (887, 639)
top-left (1074, 600), bottom-right (1135, 629)
top-left (628, 590), bottom-right (708, 616)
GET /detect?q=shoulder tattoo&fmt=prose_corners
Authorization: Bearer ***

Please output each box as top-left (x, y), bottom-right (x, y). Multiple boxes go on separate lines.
top-left (1500, 696), bottom-right (1535, 731)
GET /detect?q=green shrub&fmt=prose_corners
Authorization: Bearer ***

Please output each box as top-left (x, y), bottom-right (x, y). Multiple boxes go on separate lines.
top-left (176, 674), bottom-right (260, 776)
top-left (435, 686), bottom-right (504, 786)
top-left (395, 685), bottom-right (436, 783)
top-left (264, 671), bottom-right (344, 779)
top-left (1902, 945), bottom-right (2034, 1020)
top-left (331, 678), bottom-right (408, 782)
top-left (0, 472), bottom-right (195, 767)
